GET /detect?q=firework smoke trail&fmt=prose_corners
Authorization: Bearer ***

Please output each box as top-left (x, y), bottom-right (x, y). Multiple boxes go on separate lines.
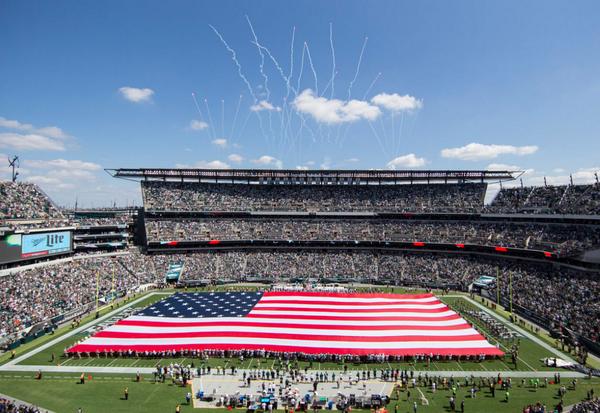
top-left (204, 98), bottom-right (218, 141)
top-left (296, 43), bottom-right (306, 93)
top-left (209, 23), bottom-right (271, 144)
top-left (304, 41), bottom-right (325, 141)
top-left (209, 24), bottom-right (257, 102)
top-left (338, 72), bottom-right (383, 147)
top-left (287, 26), bottom-right (296, 100)
top-left (367, 120), bottom-right (388, 158)
top-left (245, 15), bottom-right (271, 100)
top-left (321, 71), bottom-right (338, 97)
top-left (362, 71), bottom-right (382, 100)
top-left (391, 112), bottom-right (395, 156)
top-left (191, 92), bottom-right (208, 125)
top-left (230, 94), bottom-right (243, 140)
top-left (244, 16), bottom-right (277, 144)
top-left (347, 37), bottom-right (368, 99)
top-left (328, 22), bottom-right (336, 98)
top-left (291, 43), bottom-right (310, 146)
top-left (304, 42), bottom-right (319, 95)
top-left (237, 110), bottom-right (253, 141)
top-left (378, 110), bottom-right (390, 153)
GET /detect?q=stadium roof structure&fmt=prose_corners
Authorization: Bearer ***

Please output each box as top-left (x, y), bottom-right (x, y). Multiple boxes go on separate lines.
top-left (106, 168), bottom-right (519, 185)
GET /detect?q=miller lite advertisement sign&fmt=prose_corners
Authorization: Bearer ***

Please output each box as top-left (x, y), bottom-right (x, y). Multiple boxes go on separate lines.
top-left (21, 231), bottom-right (72, 258)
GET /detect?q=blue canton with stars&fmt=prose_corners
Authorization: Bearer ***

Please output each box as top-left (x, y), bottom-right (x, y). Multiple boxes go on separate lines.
top-left (138, 292), bottom-right (264, 318)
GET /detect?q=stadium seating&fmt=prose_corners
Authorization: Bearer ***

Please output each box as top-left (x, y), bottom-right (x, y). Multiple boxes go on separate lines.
top-left (145, 217), bottom-right (600, 256)
top-left (488, 183), bottom-right (600, 214)
top-left (0, 181), bottom-right (63, 221)
top-left (142, 181), bottom-right (488, 212)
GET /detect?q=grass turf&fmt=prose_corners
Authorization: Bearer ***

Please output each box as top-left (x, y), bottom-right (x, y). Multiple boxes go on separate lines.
top-left (0, 372), bottom-right (597, 413)
top-left (15, 292), bottom-right (565, 373)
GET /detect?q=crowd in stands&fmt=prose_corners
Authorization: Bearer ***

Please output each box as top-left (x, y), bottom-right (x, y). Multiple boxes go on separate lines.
top-left (145, 218), bottom-right (600, 256)
top-left (0, 181), bottom-right (63, 221)
top-left (0, 397), bottom-right (43, 413)
top-left (0, 250), bottom-right (159, 341)
top-left (145, 249), bottom-right (599, 343)
top-left (570, 398), bottom-right (600, 413)
top-left (1, 244), bottom-right (598, 344)
top-left (488, 183), bottom-right (600, 215)
top-left (142, 181), bottom-right (487, 213)
top-left (69, 216), bottom-right (133, 227)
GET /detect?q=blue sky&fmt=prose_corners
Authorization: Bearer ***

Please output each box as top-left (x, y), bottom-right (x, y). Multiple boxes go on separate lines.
top-left (1, 0), bottom-right (599, 206)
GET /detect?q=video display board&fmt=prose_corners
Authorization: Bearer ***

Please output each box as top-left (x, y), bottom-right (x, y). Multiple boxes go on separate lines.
top-left (21, 231), bottom-right (72, 258)
top-left (0, 231), bottom-right (72, 264)
top-left (0, 234), bottom-right (23, 265)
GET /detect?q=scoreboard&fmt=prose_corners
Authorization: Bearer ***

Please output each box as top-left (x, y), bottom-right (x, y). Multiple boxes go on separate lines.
top-left (0, 230), bottom-right (73, 265)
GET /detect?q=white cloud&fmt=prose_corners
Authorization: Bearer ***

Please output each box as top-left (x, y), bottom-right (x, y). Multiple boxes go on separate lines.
top-left (320, 157), bottom-right (332, 170)
top-left (371, 93), bottom-right (423, 112)
top-left (118, 86), bottom-right (154, 103)
top-left (295, 165), bottom-right (309, 170)
top-left (486, 163), bottom-right (523, 171)
top-left (25, 175), bottom-right (74, 189)
top-left (227, 153), bottom-right (244, 163)
top-left (190, 120), bottom-right (209, 131)
top-left (0, 117), bottom-right (69, 140)
top-left (441, 143), bottom-right (539, 161)
top-left (387, 153), bottom-right (427, 169)
top-left (212, 138), bottom-right (227, 148)
top-left (175, 160), bottom-right (230, 169)
top-left (344, 158), bottom-right (360, 163)
top-left (0, 133), bottom-right (67, 151)
top-left (24, 159), bottom-right (101, 171)
top-left (250, 100), bottom-right (281, 112)
top-left (251, 155), bottom-right (283, 169)
top-left (293, 89), bottom-right (381, 124)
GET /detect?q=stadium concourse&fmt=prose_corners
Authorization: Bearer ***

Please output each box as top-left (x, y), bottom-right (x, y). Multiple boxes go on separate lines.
top-left (0, 170), bottom-right (599, 368)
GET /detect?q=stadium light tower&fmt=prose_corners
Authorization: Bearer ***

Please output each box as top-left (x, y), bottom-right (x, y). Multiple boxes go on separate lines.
top-left (7, 155), bottom-right (19, 182)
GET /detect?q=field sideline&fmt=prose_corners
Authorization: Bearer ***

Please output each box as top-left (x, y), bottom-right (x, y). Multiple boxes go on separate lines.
top-left (0, 288), bottom-right (580, 374)
top-left (0, 286), bottom-right (597, 412)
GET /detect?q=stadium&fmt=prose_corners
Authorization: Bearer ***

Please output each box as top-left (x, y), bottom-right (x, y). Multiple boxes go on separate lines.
top-left (1, 168), bottom-right (599, 413)
top-left (3, 2), bottom-right (600, 412)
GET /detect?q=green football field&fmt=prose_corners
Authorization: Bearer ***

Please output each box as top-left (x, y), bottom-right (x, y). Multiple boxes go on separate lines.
top-left (0, 371), bottom-right (598, 413)
top-left (4, 291), bottom-right (568, 373)
top-left (0, 286), bottom-right (597, 412)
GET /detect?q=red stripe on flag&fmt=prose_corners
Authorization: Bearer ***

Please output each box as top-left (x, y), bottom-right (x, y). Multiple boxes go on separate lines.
top-left (68, 343), bottom-right (504, 357)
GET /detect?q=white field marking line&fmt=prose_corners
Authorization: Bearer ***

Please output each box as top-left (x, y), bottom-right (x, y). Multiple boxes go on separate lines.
top-left (444, 294), bottom-right (575, 363)
top-left (455, 360), bottom-right (464, 371)
top-left (130, 359), bottom-right (140, 367)
top-left (106, 358), bottom-right (119, 367)
top-left (380, 381), bottom-right (389, 396)
top-left (59, 358), bottom-right (73, 366)
top-left (247, 358), bottom-right (254, 370)
top-left (192, 378), bottom-right (198, 408)
top-left (154, 358), bottom-right (163, 367)
top-left (2, 291), bottom-right (171, 369)
top-left (479, 362), bottom-right (489, 371)
top-left (448, 298), bottom-right (536, 372)
top-left (270, 359), bottom-right (276, 370)
top-left (416, 387), bottom-right (429, 404)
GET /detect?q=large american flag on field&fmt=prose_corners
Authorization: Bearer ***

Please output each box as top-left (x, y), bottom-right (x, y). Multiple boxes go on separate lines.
top-left (67, 291), bottom-right (503, 357)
